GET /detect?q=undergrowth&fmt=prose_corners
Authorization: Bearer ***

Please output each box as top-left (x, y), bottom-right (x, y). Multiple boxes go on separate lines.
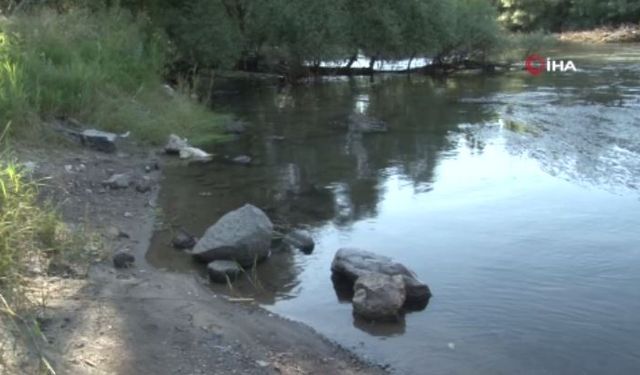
top-left (0, 7), bottom-right (225, 145)
top-left (0, 128), bottom-right (103, 374)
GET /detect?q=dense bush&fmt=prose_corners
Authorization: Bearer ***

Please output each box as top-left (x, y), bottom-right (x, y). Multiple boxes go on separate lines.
top-left (0, 8), bottom-right (224, 143)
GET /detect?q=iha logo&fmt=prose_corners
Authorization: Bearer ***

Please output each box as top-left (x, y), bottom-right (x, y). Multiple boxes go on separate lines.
top-left (525, 54), bottom-right (577, 76)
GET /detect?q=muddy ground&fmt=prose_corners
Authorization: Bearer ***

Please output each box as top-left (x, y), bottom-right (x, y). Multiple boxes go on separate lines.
top-left (8, 138), bottom-right (386, 375)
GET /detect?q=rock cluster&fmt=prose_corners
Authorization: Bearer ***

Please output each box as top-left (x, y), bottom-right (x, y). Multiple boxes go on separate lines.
top-left (331, 248), bottom-right (431, 321)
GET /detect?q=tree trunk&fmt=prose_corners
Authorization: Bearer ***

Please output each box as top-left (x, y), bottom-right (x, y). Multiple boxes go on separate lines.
top-left (407, 53), bottom-right (415, 73)
top-left (368, 54), bottom-right (378, 75)
top-left (345, 52), bottom-right (358, 75)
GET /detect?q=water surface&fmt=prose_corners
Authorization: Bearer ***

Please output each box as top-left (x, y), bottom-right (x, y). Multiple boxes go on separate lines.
top-left (148, 43), bottom-right (640, 374)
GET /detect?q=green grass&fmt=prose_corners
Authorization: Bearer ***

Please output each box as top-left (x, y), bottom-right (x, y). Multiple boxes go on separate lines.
top-left (0, 7), bottom-right (225, 145)
top-left (0, 156), bottom-right (76, 293)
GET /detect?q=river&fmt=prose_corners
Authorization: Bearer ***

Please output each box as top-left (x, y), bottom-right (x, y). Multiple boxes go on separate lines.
top-left (148, 43), bottom-right (640, 374)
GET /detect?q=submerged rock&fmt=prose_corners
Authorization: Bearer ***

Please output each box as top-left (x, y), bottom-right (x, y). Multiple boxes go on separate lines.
top-left (347, 113), bottom-right (388, 134)
top-left (191, 204), bottom-right (273, 267)
top-left (352, 273), bottom-right (406, 321)
top-left (207, 260), bottom-right (243, 283)
top-left (113, 252), bottom-right (135, 269)
top-left (230, 155), bottom-right (252, 165)
top-left (283, 229), bottom-right (315, 254)
top-left (331, 248), bottom-right (431, 308)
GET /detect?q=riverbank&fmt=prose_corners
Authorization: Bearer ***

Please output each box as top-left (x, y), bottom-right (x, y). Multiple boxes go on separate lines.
top-left (557, 24), bottom-right (640, 43)
top-left (1, 137), bottom-right (387, 374)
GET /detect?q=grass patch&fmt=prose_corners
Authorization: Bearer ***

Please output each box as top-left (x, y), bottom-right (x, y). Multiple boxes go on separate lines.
top-left (0, 7), bottom-right (226, 145)
top-left (0, 154), bottom-right (98, 298)
top-left (0, 137), bottom-right (102, 373)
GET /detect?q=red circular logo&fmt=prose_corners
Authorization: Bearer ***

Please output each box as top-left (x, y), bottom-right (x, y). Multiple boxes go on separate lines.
top-left (525, 54), bottom-right (545, 76)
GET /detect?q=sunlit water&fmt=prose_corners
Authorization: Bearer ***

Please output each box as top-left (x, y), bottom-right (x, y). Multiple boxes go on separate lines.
top-left (148, 44), bottom-right (640, 374)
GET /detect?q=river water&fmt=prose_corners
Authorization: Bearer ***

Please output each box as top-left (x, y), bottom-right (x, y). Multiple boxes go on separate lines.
top-left (148, 43), bottom-right (640, 374)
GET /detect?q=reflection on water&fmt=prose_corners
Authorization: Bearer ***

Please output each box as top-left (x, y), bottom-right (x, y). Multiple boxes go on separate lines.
top-left (148, 44), bottom-right (640, 374)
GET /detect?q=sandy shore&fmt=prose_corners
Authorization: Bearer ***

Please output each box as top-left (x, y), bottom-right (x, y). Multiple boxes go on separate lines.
top-left (10, 139), bottom-right (386, 375)
top-left (557, 24), bottom-right (640, 43)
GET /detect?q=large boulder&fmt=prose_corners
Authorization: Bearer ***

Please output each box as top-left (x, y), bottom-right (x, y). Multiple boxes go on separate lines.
top-left (352, 273), bottom-right (406, 321)
top-left (191, 204), bottom-right (273, 267)
top-left (331, 248), bottom-right (431, 307)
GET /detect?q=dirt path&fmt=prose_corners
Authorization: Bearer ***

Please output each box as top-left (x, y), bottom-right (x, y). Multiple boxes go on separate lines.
top-left (16, 141), bottom-right (386, 375)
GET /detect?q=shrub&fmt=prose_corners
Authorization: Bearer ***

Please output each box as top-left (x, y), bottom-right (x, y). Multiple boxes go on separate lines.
top-left (0, 8), bottom-right (224, 144)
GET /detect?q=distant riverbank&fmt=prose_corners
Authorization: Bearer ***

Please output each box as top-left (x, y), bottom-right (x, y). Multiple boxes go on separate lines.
top-left (557, 24), bottom-right (640, 43)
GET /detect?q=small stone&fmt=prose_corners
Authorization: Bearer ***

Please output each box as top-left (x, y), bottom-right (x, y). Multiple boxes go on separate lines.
top-left (107, 226), bottom-right (130, 239)
top-left (80, 129), bottom-right (119, 153)
top-left (102, 173), bottom-right (131, 189)
top-left (231, 155), bottom-right (251, 165)
top-left (123, 212), bottom-right (133, 218)
top-left (64, 165), bottom-right (74, 173)
top-left (135, 178), bottom-right (152, 193)
top-left (256, 360), bottom-right (270, 368)
top-left (172, 229), bottom-right (197, 250)
top-left (113, 252), bottom-right (135, 269)
top-left (165, 134), bottom-right (189, 155)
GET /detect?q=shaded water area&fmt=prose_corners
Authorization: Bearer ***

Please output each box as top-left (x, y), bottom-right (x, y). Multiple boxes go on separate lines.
top-left (148, 43), bottom-right (640, 374)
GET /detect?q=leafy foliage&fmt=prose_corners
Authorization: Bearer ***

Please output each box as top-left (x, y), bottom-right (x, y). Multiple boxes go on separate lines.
top-left (0, 7), bottom-right (225, 143)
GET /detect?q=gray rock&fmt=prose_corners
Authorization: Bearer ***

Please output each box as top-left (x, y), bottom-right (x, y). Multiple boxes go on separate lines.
top-left (231, 155), bottom-right (252, 165)
top-left (207, 260), bottom-right (243, 283)
top-left (135, 177), bottom-right (152, 193)
top-left (191, 204), bottom-right (273, 267)
top-left (331, 248), bottom-right (431, 307)
top-left (347, 113), bottom-right (388, 134)
top-left (179, 146), bottom-right (212, 161)
top-left (283, 230), bottom-right (315, 254)
top-left (113, 252), bottom-right (135, 269)
top-left (172, 229), bottom-right (196, 250)
top-left (80, 129), bottom-right (120, 153)
top-left (352, 273), bottom-right (406, 321)
top-left (102, 173), bottom-right (131, 189)
top-left (165, 134), bottom-right (189, 155)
